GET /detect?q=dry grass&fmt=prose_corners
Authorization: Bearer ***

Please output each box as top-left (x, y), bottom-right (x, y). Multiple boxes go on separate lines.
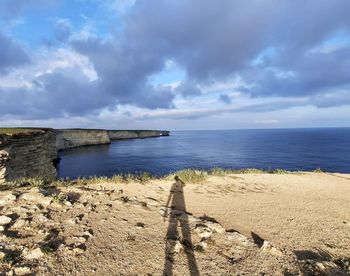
top-left (0, 168), bottom-right (316, 190)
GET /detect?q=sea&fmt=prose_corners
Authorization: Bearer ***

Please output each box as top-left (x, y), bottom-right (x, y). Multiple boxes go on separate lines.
top-left (57, 128), bottom-right (350, 179)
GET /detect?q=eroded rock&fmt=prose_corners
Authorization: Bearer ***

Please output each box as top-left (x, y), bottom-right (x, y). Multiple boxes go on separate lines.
top-left (0, 215), bottom-right (12, 226)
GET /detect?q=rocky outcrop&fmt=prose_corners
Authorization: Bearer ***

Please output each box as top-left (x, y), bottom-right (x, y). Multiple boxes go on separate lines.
top-left (0, 128), bottom-right (170, 183)
top-left (0, 129), bottom-right (57, 184)
top-left (55, 129), bottom-right (110, 151)
top-left (107, 130), bottom-right (169, 140)
top-left (56, 129), bottom-right (170, 150)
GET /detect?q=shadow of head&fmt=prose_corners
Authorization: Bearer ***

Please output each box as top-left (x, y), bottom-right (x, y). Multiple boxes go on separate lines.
top-left (174, 176), bottom-right (185, 185)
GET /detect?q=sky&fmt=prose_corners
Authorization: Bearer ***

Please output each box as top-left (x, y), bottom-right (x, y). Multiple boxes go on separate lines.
top-left (0, 0), bottom-right (350, 130)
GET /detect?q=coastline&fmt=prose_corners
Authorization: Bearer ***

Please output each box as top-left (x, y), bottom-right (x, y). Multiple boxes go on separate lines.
top-left (0, 171), bottom-right (349, 275)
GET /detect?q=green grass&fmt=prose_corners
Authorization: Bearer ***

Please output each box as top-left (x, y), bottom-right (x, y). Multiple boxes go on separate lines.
top-left (0, 128), bottom-right (44, 135)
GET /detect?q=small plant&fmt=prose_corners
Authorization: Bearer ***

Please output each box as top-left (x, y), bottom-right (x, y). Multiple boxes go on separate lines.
top-left (314, 168), bottom-right (324, 173)
top-left (52, 192), bottom-right (69, 205)
top-left (40, 243), bottom-right (56, 254)
top-left (1, 250), bottom-right (19, 264)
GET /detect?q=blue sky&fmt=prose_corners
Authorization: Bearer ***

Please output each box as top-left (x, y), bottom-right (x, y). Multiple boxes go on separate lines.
top-left (0, 0), bottom-right (350, 130)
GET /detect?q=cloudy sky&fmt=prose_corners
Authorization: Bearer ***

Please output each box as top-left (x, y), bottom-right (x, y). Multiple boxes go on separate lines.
top-left (0, 0), bottom-right (350, 130)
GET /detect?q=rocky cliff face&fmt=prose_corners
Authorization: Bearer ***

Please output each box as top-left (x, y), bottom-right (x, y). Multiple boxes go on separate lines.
top-left (0, 130), bottom-right (57, 184)
top-left (55, 129), bottom-right (110, 151)
top-left (107, 130), bottom-right (169, 140)
top-left (0, 128), bottom-right (170, 183)
top-left (56, 129), bottom-right (170, 150)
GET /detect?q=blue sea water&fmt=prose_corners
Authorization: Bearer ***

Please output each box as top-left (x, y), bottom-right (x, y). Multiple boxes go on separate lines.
top-left (57, 128), bottom-right (350, 179)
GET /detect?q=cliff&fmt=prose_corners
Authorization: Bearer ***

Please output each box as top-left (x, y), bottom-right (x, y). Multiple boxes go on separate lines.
top-left (0, 128), bottom-right (169, 183)
top-left (55, 129), bottom-right (110, 151)
top-left (107, 130), bottom-right (169, 140)
top-left (0, 129), bottom-right (57, 184)
top-left (56, 129), bottom-right (169, 150)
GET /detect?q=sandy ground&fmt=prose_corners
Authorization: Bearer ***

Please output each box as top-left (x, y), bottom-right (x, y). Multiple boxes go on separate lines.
top-left (0, 172), bottom-right (349, 275)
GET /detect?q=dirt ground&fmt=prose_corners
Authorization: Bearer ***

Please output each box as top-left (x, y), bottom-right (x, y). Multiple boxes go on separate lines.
top-left (0, 172), bottom-right (349, 275)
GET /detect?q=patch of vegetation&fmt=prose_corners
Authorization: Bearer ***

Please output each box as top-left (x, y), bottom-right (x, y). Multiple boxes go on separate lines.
top-left (208, 167), bottom-right (228, 176)
top-left (230, 168), bottom-right (265, 174)
top-left (269, 168), bottom-right (291, 174)
top-left (40, 243), bottom-right (57, 254)
top-left (171, 169), bottom-right (207, 183)
top-left (313, 168), bottom-right (324, 173)
top-left (2, 178), bottom-right (49, 190)
top-left (52, 192), bottom-right (70, 205)
top-left (0, 128), bottom-right (43, 135)
top-left (0, 250), bottom-right (20, 264)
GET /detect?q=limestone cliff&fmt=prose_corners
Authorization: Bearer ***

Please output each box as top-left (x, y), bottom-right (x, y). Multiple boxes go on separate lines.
top-left (107, 130), bottom-right (169, 140)
top-left (0, 130), bottom-right (57, 184)
top-left (0, 128), bottom-right (170, 183)
top-left (56, 129), bottom-right (170, 150)
top-left (55, 129), bottom-right (110, 151)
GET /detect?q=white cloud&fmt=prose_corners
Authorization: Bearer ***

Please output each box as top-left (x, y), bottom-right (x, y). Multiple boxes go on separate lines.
top-left (0, 47), bottom-right (98, 90)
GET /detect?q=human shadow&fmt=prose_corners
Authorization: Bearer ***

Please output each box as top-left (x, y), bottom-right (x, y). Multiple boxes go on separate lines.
top-left (163, 176), bottom-right (199, 276)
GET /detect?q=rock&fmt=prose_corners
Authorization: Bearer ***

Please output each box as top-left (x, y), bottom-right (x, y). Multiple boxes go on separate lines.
top-left (260, 241), bottom-right (283, 257)
top-left (197, 241), bottom-right (208, 251)
top-left (0, 215), bottom-right (12, 226)
top-left (83, 229), bottom-right (94, 238)
top-left (24, 248), bottom-right (44, 260)
top-left (194, 224), bottom-right (213, 239)
top-left (166, 239), bottom-right (183, 254)
top-left (174, 241), bottom-right (183, 253)
top-left (227, 231), bottom-right (252, 246)
top-left (0, 226), bottom-right (5, 232)
top-left (316, 261), bottom-right (339, 271)
top-left (205, 221), bottom-right (226, 234)
top-left (14, 266), bottom-right (32, 276)
top-left (0, 194), bottom-right (16, 206)
top-left (21, 192), bottom-right (52, 206)
top-left (73, 247), bottom-right (85, 255)
top-left (37, 214), bottom-right (49, 222)
top-left (73, 236), bottom-right (87, 244)
top-left (12, 219), bottom-right (30, 228)
top-left (0, 251), bottom-right (6, 260)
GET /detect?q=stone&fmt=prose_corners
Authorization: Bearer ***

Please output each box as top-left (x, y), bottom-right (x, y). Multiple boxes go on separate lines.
top-left (21, 192), bottom-right (52, 205)
top-left (12, 219), bottom-right (30, 228)
top-left (174, 241), bottom-right (183, 253)
top-left (73, 247), bottom-right (85, 255)
top-left (0, 194), bottom-right (16, 206)
top-left (194, 224), bottom-right (213, 239)
top-left (37, 214), bottom-right (49, 222)
top-left (260, 241), bottom-right (283, 257)
top-left (205, 221), bottom-right (226, 234)
top-left (227, 231), bottom-right (251, 246)
top-left (0, 251), bottom-right (6, 260)
top-left (73, 236), bottom-right (87, 244)
top-left (0, 215), bottom-right (12, 226)
top-left (24, 248), bottom-right (44, 260)
top-left (14, 266), bottom-right (32, 276)
top-left (83, 229), bottom-right (94, 238)
top-left (0, 225), bottom-right (5, 232)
